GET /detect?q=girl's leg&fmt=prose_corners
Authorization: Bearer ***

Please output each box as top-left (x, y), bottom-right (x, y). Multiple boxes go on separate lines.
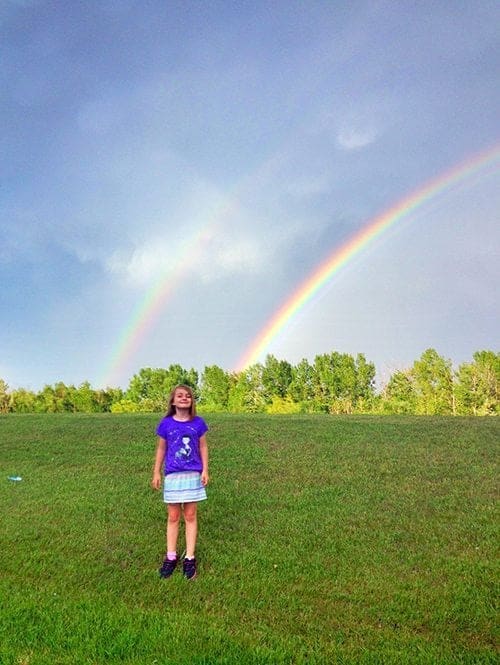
top-left (183, 502), bottom-right (198, 558)
top-left (166, 503), bottom-right (182, 554)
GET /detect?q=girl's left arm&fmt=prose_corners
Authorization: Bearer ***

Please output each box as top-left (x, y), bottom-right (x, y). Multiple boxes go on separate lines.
top-left (199, 434), bottom-right (209, 486)
top-left (151, 436), bottom-right (166, 490)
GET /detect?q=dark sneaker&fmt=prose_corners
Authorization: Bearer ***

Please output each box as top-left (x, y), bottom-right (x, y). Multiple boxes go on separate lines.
top-left (183, 557), bottom-right (197, 580)
top-left (159, 557), bottom-right (177, 578)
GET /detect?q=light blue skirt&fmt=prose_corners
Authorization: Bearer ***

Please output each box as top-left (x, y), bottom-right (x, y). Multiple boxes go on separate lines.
top-left (163, 471), bottom-right (207, 504)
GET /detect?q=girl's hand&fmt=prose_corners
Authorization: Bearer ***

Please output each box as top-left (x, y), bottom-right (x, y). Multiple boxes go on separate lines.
top-left (151, 472), bottom-right (162, 490)
top-left (201, 471), bottom-right (209, 486)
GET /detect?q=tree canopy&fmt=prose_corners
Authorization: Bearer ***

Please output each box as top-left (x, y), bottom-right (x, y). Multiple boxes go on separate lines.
top-left (1, 349), bottom-right (498, 416)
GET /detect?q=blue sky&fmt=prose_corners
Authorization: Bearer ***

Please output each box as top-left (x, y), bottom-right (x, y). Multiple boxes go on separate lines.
top-left (1, 0), bottom-right (499, 390)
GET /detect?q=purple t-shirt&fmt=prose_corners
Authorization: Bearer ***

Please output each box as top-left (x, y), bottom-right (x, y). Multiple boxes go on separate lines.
top-left (156, 415), bottom-right (208, 475)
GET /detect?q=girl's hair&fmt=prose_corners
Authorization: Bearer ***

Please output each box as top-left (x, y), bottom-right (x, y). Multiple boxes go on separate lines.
top-left (165, 384), bottom-right (197, 418)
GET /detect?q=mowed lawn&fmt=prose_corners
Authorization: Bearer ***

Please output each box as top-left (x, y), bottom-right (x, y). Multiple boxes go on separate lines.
top-left (0, 413), bottom-right (498, 665)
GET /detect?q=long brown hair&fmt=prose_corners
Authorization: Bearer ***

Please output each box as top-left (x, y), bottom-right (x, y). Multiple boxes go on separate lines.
top-left (165, 384), bottom-right (197, 418)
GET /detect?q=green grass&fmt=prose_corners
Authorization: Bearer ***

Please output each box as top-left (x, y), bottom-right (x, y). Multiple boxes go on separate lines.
top-left (0, 413), bottom-right (498, 664)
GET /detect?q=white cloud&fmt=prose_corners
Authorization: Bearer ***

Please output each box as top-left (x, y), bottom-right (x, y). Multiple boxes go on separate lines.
top-left (336, 126), bottom-right (378, 150)
top-left (202, 235), bottom-right (264, 280)
top-left (105, 230), bottom-right (267, 289)
top-left (106, 241), bottom-right (168, 287)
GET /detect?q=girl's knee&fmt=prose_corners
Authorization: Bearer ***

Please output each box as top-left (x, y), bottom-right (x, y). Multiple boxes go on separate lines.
top-left (167, 504), bottom-right (182, 523)
top-left (183, 503), bottom-right (198, 522)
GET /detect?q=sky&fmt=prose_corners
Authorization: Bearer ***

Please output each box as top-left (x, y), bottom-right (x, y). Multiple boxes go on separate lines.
top-left (1, 0), bottom-right (499, 391)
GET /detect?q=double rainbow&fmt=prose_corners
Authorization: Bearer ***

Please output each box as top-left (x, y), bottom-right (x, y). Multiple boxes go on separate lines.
top-left (99, 143), bottom-right (499, 386)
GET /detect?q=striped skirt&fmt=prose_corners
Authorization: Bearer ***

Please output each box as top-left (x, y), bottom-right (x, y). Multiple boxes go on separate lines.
top-left (163, 471), bottom-right (207, 504)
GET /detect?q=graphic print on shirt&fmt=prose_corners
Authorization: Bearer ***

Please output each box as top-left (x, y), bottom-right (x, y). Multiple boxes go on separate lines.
top-left (175, 434), bottom-right (193, 462)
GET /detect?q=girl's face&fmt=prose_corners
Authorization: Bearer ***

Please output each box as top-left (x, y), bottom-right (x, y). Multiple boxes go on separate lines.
top-left (172, 388), bottom-right (192, 410)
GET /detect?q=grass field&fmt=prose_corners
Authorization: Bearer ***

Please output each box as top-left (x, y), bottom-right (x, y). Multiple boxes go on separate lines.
top-left (0, 413), bottom-right (498, 664)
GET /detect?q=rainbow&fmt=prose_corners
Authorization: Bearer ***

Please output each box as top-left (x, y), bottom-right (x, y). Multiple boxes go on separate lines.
top-left (235, 143), bottom-right (500, 371)
top-left (99, 144), bottom-right (296, 387)
top-left (99, 222), bottom-right (219, 387)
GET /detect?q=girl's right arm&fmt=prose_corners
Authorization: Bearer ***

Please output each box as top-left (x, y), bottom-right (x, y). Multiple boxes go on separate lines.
top-left (151, 436), bottom-right (166, 490)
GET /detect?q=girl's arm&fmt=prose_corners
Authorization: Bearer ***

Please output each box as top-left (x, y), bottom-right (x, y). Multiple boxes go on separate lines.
top-left (199, 434), bottom-right (209, 486)
top-left (151, 437), bottom-right (166, 490)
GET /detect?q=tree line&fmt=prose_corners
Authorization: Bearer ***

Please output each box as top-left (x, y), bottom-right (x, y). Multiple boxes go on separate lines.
top-left (0, 349), bottom-right (498, 416)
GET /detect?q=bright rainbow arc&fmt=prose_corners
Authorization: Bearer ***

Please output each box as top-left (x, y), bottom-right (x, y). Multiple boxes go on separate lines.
top-left (235, 144), bottom-right (500, 372)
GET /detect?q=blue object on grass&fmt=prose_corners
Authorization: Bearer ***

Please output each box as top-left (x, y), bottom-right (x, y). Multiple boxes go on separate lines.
top-left (8, 476), bottom-right (22, 482)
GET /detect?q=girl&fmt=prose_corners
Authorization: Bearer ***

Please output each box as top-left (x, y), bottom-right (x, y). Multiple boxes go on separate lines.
top-left (151, 384), bottom-right (209, 580)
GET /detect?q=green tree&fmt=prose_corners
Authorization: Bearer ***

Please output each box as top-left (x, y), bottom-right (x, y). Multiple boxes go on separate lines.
top-left (412, 349), bottom-right (454, 415)
top-left (382, 369), bottom-right (416, 414)
top-left (95, 387), bottom-right (124, 412)
top-left (308, 352), bottom-right (377, 413)
top-left (266, 395), bottom-right (302, 414)
top-left (455, 351), bottom-right (499, 415)
top-left (262, 354), bottom-right (293, 401)
top-left (35, 383), bottom-right (73, 413)
top-left (227, 365), bottom-right (266, 413)
top-left (312, 353), bottom-right (336, 412)
top-left (71, 381), bottom-right (100, 413)
top-left (288, 358), bottom-right (315, 407)
top-left (110, 398), bottom-right (140, 413)
top-left (313, 352), bottom-right (358, 413)
top-left (126, 368), bottom-right (167, 405)
top-left (126, 365), bottom-right (199, 411)
top-left (10, 388), bottom-right (36, 413)
top-left (354, 354), bottom-right (376, 405)
top-left (34, 385), bottom-right (54, 413)
top-left (199, 365), bottom-right (230, 411)
top-left (0, 379), bottom-right (11, 413)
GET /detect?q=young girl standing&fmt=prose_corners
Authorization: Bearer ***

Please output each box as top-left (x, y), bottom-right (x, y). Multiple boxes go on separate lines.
top-left (151, 384), bottom-right (209, 580)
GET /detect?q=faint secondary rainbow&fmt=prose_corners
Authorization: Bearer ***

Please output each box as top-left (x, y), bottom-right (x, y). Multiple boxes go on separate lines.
top-left (235, 143), bottom-right (500, 372)
top-left (99, 222), bottom-right (219, 387)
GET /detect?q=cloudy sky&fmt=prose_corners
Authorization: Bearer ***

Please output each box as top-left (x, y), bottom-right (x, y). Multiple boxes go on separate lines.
top-left (1, 0), bottom-right (499, 391)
